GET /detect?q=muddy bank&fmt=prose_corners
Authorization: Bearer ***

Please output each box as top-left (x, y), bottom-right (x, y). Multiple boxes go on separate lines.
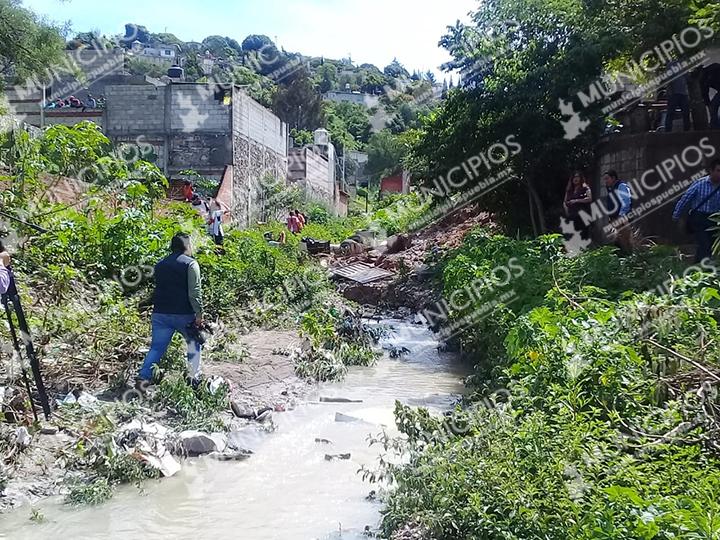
top-left (0, 328), bottom-right (309, 514)
top-left (334, 205), bottom-right (493, 311)
top-left (4, 320), bottom-right (468, 540)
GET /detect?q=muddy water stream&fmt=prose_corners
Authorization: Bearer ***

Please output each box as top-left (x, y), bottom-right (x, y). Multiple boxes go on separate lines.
top-left (4, 321), bottom-right (467, 540)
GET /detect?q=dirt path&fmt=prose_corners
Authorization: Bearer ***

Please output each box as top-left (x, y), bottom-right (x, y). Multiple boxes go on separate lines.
top-left (205, 328), bottom-right (311, 410)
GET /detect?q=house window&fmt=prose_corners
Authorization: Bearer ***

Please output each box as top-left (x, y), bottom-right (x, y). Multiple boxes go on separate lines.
top-left (164, 50), bottom-right (172, 56)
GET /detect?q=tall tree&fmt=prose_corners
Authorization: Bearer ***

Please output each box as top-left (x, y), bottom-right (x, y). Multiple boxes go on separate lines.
top-left (384, 58), bottom-right (410, 79)
top-left (314, 62), bottom-right (338, 93)
top-left (272, 69), bottom-right (324, 131)
top-left (410, 0), bottom-right (688, 233)
top-left (0, 0), bottom-right (65, 83)
top-left (365, 129), bottom-right (409, 184)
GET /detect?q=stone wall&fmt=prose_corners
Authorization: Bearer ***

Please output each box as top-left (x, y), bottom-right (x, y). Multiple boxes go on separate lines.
top-left (594, 131), bottom-right (720, 244)
top-left (231, 87), bottom-right (288, 227)
top-left (232, 88), bottom-right (287, 156)
top-left (232, 135), bottom-right (287, 227)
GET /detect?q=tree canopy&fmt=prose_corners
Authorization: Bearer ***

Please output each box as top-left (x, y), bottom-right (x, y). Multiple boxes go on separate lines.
top-left (0, 0), bottom-right (65, 83)
top-left (408, 0), bottom-right (720, 234)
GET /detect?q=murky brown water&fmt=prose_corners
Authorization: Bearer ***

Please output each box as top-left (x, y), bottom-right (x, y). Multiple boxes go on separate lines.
top-left (2, 321), bottom-right (467, 540)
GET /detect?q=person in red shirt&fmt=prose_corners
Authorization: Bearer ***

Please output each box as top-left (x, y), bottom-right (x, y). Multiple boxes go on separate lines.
top-left (286, 211), bottom-right (299, 234)
top-left (295, 208), bottom-right (306, 231)
top-left (182, 181), bottom-right (194, 202)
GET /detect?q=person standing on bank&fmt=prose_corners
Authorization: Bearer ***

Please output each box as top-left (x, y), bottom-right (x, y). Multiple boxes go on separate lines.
top-left (664, 63), bottom-right (691, 132)
top-left (603, 170), bottom-right (633, 252)
top-left (209, 200), bottom-right (228, 246)
top-left (0, 258), bottom-right (9, 296)
top-left (673, 158), bottom-right (720, 262)
top-left (137, 233), bottom-right (203, 388)
top-left (563, 171), bottom-right (593, 240)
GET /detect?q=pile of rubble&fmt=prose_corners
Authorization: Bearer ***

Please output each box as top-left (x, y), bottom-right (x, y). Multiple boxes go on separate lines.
top-left (328, 205), bottom-right (495, 310)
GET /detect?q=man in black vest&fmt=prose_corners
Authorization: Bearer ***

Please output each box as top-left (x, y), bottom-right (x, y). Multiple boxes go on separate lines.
top-left (137, 233), bottom-right (203, 386)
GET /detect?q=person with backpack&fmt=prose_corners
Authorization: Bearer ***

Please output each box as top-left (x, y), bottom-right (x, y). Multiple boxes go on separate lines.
top-left (0, 258), bottom-right (9, 295)
top-left (673, 158), bottom-right (720, 262)
top-left (603, 170), bottom-right (633, 253)
top-left (0, 241), bottom-right (17, 297)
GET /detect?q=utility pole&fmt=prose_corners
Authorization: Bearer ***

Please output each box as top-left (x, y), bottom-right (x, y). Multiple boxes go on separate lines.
top-left (40, 83), bottom-right (46, 128)
top-left (342, 152), bottom-right (346, 191)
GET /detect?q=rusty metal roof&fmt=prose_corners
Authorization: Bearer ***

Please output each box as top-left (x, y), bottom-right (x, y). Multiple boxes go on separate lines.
top-left (330, 262), bottom-right (394, 284)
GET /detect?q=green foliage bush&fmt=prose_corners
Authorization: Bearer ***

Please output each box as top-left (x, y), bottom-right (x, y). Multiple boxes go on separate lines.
top-left (65, 477), bottom-right (113, 506)
top-left (379, 230), bottom-right (720, 539)
top-left (440, 229), bottom-right (685, 382)
top-left (294, 304), bottom-right (381, 380)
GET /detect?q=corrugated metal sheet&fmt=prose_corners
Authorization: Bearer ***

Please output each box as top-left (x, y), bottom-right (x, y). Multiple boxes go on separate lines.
top-left (331, 262), bottom-right (394, 284)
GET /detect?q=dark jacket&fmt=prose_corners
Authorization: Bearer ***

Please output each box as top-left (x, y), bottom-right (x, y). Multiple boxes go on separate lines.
top-left (153, 252), bottom-right (195, 314)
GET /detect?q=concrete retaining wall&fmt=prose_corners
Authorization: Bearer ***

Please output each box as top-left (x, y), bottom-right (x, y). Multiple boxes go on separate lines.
top-left (594, 131), bottom-right (720, 244)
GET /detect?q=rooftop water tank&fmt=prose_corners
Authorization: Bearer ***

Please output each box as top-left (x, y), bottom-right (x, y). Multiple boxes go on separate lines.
top-left (314, 128), bottom-right (330, 146)
top-left (167, 65), bottom-right (184, 80)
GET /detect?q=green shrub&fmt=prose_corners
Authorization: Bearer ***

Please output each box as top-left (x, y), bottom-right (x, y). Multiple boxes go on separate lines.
top-left (65, 477), bottom-right (113, 506)
top-left (380, 230), bottom-right (720, 539)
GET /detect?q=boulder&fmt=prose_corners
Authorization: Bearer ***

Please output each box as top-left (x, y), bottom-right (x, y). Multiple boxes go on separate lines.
top-left (180, 431), bottom-right (221, 456)
top-left (386, 234), bottom-right (412, 254)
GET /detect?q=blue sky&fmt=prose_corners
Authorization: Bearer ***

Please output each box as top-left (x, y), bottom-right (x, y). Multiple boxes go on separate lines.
top-left (23, 0), bottom-right (477, 76)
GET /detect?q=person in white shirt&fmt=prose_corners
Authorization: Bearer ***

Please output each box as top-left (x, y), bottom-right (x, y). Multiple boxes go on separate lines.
top-left (208, 200), bottom-right (229, 246)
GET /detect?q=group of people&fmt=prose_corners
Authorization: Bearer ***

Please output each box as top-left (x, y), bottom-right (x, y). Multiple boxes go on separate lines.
top-left (563, 158), bottom-right (720, 262)
top-left (182, 180), bottom-right (228, 246)
top-left (286, 209), bottom-right (307, 234)
top-left (45, 94), bottom-right (105, 111)
top-left (564, 170), bottom-right (631, 246)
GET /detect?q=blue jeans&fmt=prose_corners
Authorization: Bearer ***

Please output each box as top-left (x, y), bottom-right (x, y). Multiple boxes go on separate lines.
top-left (138, 313), bottom-right (202, 381)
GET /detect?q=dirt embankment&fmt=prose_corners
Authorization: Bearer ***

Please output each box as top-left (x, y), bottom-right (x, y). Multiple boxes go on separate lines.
top-left (335, 205), bottom-right (495, 311)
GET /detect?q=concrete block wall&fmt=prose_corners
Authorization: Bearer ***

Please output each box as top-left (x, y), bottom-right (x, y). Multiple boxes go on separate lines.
top-left (232, 88), bottom-right (287, 156)
top-left (170, 85), bottom-right (230, 133)
top-left (168, 133), bottom-right (231, 177)
top-left (112, 135), bottom-right (166, 172)
top-left (305, 149), bottom-right (333, 201)
top-left (44, 112), bottom-right (104, 129)
top-left (594, 131), bottom-right (720, 244)
top-left (105, 85), bottom-right (166, 134)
